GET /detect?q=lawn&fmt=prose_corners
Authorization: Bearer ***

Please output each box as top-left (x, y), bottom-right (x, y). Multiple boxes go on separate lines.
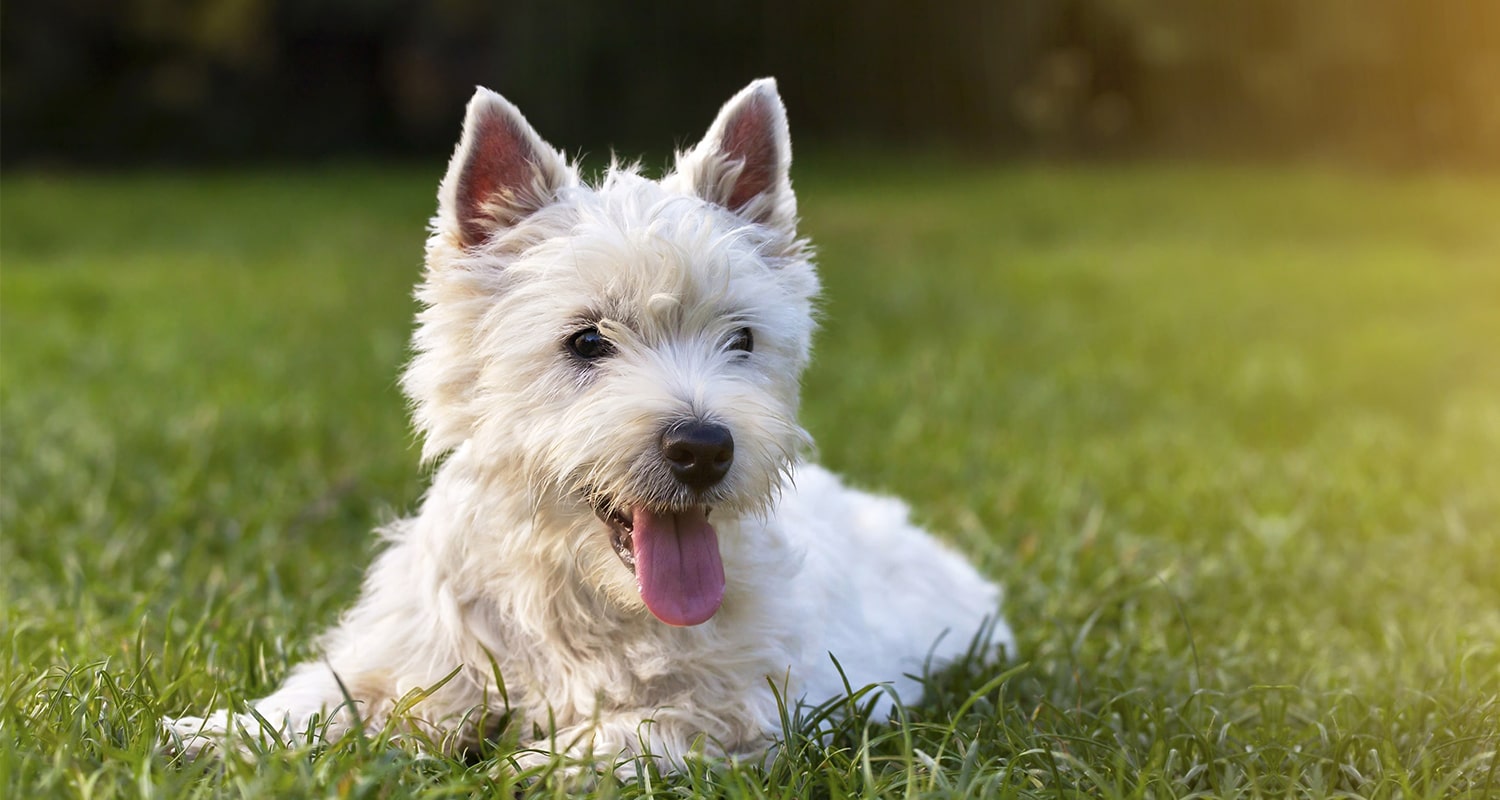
top-left (3, 160), bottom-right (1498, 798)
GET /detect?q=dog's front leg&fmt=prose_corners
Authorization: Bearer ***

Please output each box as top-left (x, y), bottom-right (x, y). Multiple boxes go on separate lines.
top-left (164, 540), bottom-right (480, 757)
top-left (164, 660), bottom-right (357, 757)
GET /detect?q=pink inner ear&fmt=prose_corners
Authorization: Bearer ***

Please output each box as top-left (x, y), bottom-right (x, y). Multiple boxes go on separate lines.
top-left (720, 96), bottom-right (780, 214)
top-left (456, 109), bottom-right (539, 248)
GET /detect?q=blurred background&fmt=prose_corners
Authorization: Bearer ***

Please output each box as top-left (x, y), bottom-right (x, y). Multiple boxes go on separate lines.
top-left (5, 0), bottom-right (1499, 168)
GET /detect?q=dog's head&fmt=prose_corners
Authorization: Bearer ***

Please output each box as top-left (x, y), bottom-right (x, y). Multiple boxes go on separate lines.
top-left (403, 80), bottom-right (819, 626)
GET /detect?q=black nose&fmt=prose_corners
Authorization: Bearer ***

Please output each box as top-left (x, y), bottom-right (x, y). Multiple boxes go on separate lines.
top-left (660, 421), bottom-right (734, 492)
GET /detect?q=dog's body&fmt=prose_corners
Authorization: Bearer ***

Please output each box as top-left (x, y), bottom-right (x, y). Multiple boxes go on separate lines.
top-left (167, 79), bottom-right (1011, 770)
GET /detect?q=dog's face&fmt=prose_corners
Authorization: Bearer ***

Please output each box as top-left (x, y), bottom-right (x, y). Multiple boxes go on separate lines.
top-left (402, 80), bottom-right (819, 626)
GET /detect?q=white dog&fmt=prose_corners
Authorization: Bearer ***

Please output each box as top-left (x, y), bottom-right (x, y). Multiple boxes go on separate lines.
top-left (167, 78), bottom-right (1012, 772)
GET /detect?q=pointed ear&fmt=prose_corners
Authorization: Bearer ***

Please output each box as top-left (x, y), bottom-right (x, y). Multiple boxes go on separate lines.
top-left (676, 78), bottom-right (796, 231)
top-left (437, 87), bottom-right (574, 249)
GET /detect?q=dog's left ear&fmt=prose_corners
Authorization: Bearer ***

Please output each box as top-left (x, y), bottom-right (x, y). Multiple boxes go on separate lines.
top-left (437, 87), bottom-right (575, 250)
top-left (675, 78), bottom-right (797, 233)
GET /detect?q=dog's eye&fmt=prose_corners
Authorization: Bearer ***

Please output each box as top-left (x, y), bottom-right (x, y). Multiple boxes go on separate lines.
top-left (727, 327), bottom-right (754, 354)
top-left (567, 327), bottom-right (614, 360)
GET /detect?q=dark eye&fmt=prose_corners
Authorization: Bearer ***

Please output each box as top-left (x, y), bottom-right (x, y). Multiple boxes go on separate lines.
top-left (727, 327), bottom-right (754, 353)
top-left (567, 327), bottom-right (614, 360)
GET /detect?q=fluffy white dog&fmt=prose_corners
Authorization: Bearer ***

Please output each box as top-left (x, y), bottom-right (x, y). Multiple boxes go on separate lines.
top-left (167, 78), bottom-right (1012, 772)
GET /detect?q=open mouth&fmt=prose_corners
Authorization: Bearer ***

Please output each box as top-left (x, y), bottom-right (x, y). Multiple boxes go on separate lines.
top-left (591, 497), bottom-right (725, 627)
top-left (594, 498), bottom-right (639, 572)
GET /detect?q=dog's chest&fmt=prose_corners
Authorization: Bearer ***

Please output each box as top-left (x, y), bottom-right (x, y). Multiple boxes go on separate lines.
top-left (506, 604), bottom-right (797, 729)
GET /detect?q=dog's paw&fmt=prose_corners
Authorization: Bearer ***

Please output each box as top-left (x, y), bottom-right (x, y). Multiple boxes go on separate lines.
top-left (496, 733), bottom-right (670, 789)
top-left (497, 748), bottom-right (623, 791)
top-left (161, 709), bottom-right (314, 760)
top-left (162, 711), bottom-right (250, 759)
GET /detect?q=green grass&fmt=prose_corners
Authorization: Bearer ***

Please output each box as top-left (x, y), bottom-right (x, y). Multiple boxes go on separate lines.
top-left (3, 160), bottom-right (1499, 798)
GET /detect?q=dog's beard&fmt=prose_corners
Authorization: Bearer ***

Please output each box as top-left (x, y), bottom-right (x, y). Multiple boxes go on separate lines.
top-left (533, 409), bottom-right (805, 627)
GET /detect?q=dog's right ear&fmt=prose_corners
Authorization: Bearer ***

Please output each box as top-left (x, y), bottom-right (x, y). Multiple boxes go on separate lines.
top-left (674, 78), bottom-right (797, 235)
top-left (437, 88), bottom-right (574, 249)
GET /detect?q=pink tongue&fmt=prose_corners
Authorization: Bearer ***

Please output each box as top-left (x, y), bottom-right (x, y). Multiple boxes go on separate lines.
top-left (631, 506), bottom-right (724, 626)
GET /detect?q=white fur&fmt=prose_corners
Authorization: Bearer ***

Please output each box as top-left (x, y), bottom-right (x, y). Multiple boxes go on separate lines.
top-left (165, 78), bottom-right (1013, 773)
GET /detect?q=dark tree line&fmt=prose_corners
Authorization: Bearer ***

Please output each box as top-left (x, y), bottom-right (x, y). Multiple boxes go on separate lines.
top-left (4, 0), bottom-right (1497, 167)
